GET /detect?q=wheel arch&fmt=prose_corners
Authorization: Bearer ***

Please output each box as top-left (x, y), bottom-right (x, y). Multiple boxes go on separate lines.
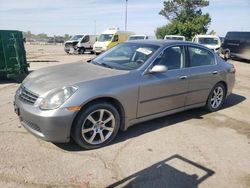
top-left (217, 81), bottom-right (228, 97)
top-left (205, 81), bottom-right (228, 112)
top-left (71, 97), bottom-right (126, 136)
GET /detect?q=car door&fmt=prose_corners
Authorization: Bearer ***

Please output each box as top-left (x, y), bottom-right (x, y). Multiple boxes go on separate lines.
top-left (185, 45), bottom-right (221, 107)
top-left (137, 45), bottom-right (189, 118)
top-left (81, 35), bottom-right (90, 48)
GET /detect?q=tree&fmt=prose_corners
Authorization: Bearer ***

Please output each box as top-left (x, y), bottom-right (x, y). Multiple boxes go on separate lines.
top-left (63, 34), bottom-right (71, 41)
top-left (155, 0), bottom-right (211, 40)
top-left (209, 30), bottom-right (216, 35)
top-left (23, 31), bottom-right (34, 39)
top-left (36, 33), bottom-right (49, 39)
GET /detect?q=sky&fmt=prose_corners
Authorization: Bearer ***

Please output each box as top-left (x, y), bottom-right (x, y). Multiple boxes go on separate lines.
top-left (0, 0), bottom-right (250, 37)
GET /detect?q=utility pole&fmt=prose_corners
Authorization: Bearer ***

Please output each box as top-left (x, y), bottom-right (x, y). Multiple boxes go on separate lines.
top-left (125, 0), bottom-right (128, 31)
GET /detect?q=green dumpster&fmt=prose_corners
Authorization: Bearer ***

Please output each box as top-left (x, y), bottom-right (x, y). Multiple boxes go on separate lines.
top-left (0, 30), bottom-right (29, 82)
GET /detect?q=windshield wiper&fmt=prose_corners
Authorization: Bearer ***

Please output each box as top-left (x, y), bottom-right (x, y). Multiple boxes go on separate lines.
top-left (92, 60), bottom-right (114, 69)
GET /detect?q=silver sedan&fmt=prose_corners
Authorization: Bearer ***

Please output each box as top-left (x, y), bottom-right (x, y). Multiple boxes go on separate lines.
top-left (14, 40), bottom-right (235, 149)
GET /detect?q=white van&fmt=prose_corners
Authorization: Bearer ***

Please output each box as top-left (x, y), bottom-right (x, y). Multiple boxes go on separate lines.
top-left (164, 35), bottom-right (186, 41)
top-left (192, 35), bottom-right (221, 52)
top-left (76, 35), bottom-right (98, 54)
top-left (128, 35), bottom-right (148, 40)
top-left (93, 27), bottom-right (135, 54)
top-left (64, 34), bottom-right (97, 54)
top-left (64, 35), bottom-right (83, 54)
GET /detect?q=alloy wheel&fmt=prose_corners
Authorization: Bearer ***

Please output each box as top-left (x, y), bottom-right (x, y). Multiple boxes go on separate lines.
top-left (210, 86), bottom-right (224, 109)
top-left (81, 109), bottom-right (115, 145)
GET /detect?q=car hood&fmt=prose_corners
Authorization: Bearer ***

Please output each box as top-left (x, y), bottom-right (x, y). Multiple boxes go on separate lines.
top-left (22, 61), bottom-right (127, 96)
top-left (65, 40), bottom-right (79, 44)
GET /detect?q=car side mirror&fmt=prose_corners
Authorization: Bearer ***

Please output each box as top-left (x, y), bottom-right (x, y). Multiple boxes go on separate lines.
top-left (149, 65), bottom-right (168, 73)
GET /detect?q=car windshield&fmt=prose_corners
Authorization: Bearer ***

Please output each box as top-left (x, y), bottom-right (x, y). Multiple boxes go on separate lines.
top-left (128, 36), bottom-right (145, 40)
top-left (198, 37), bottom-right (219, 45)
top-left (92, 43), bottom-right (159, 70)
top-left (70, 35), bottom-right (83, 41)
top-left (98, 34), bottom-right (113, 42)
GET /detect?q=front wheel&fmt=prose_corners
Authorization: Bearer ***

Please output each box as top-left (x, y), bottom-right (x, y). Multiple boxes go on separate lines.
top-left (79, 48), bottom-right (85, 54)
top-left (206, 83), bottom-right (226, 112)
top-left (72, 103), bottom-right (120, 149)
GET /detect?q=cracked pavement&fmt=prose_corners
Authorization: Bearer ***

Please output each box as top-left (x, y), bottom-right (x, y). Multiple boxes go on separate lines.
top-left (0, 44), bottom-right (249, 188)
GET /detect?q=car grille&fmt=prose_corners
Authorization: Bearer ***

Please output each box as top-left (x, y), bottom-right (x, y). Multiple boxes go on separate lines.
top-left (22, 119), bottom-right (41, 133)
top-left (19, 87), bottom-right (39, 105)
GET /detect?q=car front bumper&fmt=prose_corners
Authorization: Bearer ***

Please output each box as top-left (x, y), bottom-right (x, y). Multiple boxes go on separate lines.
top-left (14, 95), bottom-right (77, 143)
top-left (93, 47), bottom-right (106, 54)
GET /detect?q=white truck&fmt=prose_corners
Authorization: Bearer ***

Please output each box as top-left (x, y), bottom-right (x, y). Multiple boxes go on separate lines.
top-left (164, 35), bottom-right (186, 41)
top-left (192, 35), bottom-right (221, 52)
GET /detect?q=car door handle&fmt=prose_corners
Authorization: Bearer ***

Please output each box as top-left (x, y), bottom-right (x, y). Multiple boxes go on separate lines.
top-left (212, 71), bottom-right (218, 74)
top-left (179, 76), bottom-right (188, 80)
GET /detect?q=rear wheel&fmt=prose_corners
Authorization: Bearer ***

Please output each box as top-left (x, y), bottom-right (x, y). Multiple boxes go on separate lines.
top-left (72, 102), bottom-right (120, 149)
top-left (224, 50), bottom-right (230, 60)
top-left (206, 83), bottom-right (226, 112)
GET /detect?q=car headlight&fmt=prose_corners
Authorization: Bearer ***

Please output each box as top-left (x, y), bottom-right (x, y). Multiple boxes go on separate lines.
top-left (39, 86), bottom-right (77, 110)
top-left (16, 85), bottom-right (23, 96)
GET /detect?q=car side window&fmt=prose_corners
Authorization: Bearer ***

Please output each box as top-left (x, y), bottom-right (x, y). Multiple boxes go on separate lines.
top-left (188, 46), bottom-right (215, 67)
top-left (113, 35), bottom-right (119, 42)
top-left (82, 36), bottom-right (89, 43)
top-left (154, 46), bottom-right (185, 70)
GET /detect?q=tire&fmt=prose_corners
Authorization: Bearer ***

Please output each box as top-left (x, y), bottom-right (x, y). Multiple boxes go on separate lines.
top-left (79, 48), bottom-right (85, 54)
top-left (224, 50), bottom-right (230, 60)
top-left (206, 83), bottom-right (226, 112)
top-left (72, 102), bottom-right (120, 149)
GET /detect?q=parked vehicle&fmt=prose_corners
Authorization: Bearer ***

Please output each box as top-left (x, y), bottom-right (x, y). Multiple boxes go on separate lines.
top-left (192, 35), bottom-right (221, 53)
top-left (76, 35), bottom-right (98, 54)
top-left (93, 27), bottom-right (135, 54)
top-left (221, 31), bottom-right (250, 60)
top-left (0, 30), bottom-right (29, 82)
top-left (64, 35), bottom-right (83, 54)
top-left (128, 35), bottom-right (155, 40)
top-left (219, 37), bottom-right (225, 44)
top-left (164, 35), bottom-right (185, 41)
top-left (14, 40), bottom-right (235, 149)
